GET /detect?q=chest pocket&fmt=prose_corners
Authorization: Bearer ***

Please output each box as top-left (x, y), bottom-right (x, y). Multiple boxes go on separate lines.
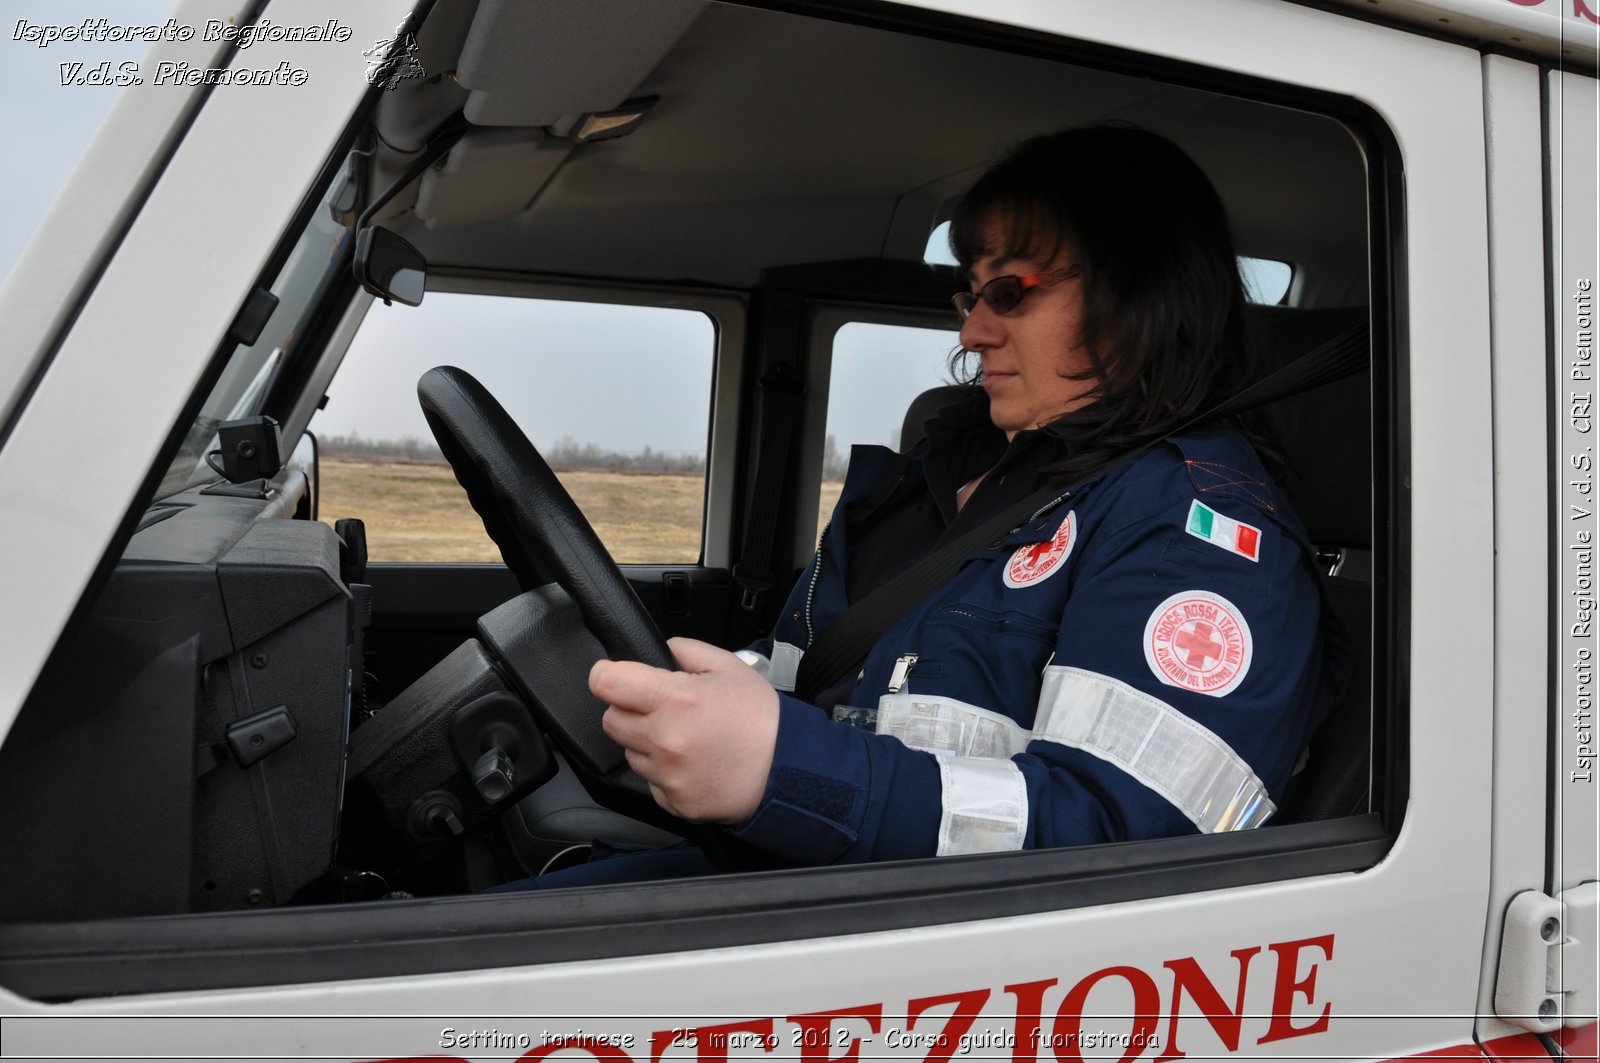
top-left (928, 602), bottom-right (1058, 645)
top-left (907, 603), bottom-right (1059, 727)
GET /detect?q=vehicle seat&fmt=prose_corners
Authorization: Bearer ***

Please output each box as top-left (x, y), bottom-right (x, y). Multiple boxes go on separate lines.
top-left (900, 384), bottom-right (972, 454)
top-left (1254, 304), bottom-right (1373, 822)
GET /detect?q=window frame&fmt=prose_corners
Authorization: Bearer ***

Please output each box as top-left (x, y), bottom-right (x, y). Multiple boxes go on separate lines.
top-left (322, 272), bottom-right (749, 570)
top-left (0, 815), bottom-right (1389, 1000)
top-left (798, 303), bottom-right (964, 563)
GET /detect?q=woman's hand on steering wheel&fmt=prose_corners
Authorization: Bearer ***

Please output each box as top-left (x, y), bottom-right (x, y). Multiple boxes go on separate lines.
top-left (592, 638), bottom-right (780, 825)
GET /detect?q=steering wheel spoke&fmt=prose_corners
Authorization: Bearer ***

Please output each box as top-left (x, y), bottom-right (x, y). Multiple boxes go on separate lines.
top-left (418, 366), bottom-right (685, 830)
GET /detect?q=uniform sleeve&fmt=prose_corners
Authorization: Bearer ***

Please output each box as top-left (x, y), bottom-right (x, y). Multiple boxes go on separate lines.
top-left (1016, 488), bottom-right (1327, 848)
top-left (729, 478), bottom-right (1329, 865)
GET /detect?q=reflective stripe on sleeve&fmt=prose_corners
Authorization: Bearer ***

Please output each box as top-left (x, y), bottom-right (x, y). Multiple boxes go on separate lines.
top-left (875, 692), bottom-right (1031, 758)
top-left (935, 756), bottom-right (1029, 855)
top-left (1033, 666), bottom-right (1275, 832)
top-left (735, 642), bottom-right (804, 692)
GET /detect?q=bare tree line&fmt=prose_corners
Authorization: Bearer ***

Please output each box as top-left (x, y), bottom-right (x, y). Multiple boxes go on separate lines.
top-left (821, 434), bottom-right (850, 481)
top-left (318, 432), bottom-right (856, 479)
top-left (317, 432), bottom-right (707, 475)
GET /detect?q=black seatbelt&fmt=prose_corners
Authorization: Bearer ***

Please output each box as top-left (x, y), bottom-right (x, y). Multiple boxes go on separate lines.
top-left (1200, 321), bottom-right (1368, 425)
top-left (789, 321), bottom-right (1367, 704)
top-left (792, 482), bottom-right (1066, 702)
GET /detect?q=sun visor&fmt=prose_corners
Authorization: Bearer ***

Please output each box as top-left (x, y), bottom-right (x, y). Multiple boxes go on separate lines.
top-left (455, 0), bottom-right (706, 127)
top-left (415, 130), bottom-right (573, 229)
top-left (369, 0), bottom-right (479, 153)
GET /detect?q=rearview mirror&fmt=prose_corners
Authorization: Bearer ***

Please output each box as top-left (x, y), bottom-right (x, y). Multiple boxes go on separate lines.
top-left (353, 226), bottom-right (426, 306)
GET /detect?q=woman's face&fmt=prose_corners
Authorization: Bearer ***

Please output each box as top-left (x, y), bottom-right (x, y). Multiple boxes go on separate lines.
top-left (958, 221), bottom-right (1098, 440)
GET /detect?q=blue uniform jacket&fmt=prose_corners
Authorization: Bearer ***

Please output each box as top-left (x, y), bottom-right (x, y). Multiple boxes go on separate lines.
top-left (731, 424), bottom-right (1340, 865)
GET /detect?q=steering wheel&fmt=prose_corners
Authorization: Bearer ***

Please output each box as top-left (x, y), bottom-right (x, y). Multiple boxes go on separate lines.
top-left (416, 365), bottom-right (677, 818)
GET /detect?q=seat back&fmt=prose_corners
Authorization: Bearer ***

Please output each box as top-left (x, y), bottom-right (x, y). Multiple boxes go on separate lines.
top-left (1251, 305), bottom-right (1373, 823)
top-left (899, 384), bottom-right (970, 455)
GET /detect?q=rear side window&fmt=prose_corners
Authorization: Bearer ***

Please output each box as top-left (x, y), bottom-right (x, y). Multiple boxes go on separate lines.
top-left (818, 321), bottom-right (959, 533)
top-left (925, 222), bottom-right (1294, 305)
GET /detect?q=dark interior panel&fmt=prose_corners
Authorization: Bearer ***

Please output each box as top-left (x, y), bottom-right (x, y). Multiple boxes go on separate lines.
top-left (0, 482), bottom-right (353, 921)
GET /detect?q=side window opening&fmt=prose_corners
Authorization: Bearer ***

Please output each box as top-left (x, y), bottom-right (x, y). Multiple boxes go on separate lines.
top-left (1239, 256), bottom-right (1294, 305)
top-left (314, 291), bottom-right (716, 564)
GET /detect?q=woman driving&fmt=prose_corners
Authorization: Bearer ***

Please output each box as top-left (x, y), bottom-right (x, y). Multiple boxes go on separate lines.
top-left (570, 126), bottom-right (1343, 877)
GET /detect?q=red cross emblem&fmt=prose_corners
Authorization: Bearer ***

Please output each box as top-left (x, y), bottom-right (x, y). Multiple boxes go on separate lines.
top-left (1174, 621), bottom-right (1225, 671)
top-left (1143, 591), bottom-right (1253, 697)
top-left (1003, 512), bottom-right (1076, 589)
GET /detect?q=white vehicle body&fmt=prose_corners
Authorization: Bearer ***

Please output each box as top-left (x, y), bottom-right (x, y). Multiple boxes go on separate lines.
top-left (0, 1), bottom-right (1595, 1061)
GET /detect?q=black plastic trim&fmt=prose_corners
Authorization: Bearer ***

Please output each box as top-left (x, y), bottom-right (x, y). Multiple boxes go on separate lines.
top-left (0, 815), bottom-right (1389, 1001)
top-left (758, 259), bottom-right (957, 310)
top-left (1538, 65), bottom-right (1558, 896)
top-left (1361, 95), bottom-right (1410, 836)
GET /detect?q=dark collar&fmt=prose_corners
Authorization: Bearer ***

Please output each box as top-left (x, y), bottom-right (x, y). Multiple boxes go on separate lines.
top-left (919, 392), bottom-right (1107, 524)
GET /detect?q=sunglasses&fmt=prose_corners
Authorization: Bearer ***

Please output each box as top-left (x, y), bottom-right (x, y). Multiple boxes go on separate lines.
top-left (952, 265), bottom-right (1081, 322)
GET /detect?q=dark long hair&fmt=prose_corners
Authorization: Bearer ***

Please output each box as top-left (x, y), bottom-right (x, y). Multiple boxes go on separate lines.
top-left (950, 125), bottom-right (1279, 482)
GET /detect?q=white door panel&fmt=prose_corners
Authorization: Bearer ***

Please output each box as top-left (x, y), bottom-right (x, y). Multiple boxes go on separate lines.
top-left (0, 867), bottom-right (1504, 1060)
top-left (1475, 52), bottom-right (1558, 1042)
top-left (1550, 69), bottom-right (1600, 897)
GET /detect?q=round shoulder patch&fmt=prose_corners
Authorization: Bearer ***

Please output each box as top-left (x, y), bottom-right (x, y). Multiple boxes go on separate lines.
top-left (1143, 590), bottom-right (1253, 697)
top-left (1002, 512), bottom-right (1076, 590)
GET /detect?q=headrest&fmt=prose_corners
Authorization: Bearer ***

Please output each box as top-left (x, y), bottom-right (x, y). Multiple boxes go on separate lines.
top-left (1249, 305), bottom-right (1371, 549)
top-left (899, 385), bottom-right (970, 454)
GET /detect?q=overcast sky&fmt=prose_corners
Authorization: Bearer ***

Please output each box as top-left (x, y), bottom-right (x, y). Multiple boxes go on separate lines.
top-left (0, 0), bottom-right (173, 284)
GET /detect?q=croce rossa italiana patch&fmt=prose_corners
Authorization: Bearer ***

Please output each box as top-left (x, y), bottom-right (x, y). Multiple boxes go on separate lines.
top-left (1143, 589), bottom-right (1253, 697)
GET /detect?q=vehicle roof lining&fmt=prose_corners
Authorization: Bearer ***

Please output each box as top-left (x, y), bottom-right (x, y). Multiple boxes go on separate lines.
top-left (367, 1), bottom-right (1370, 294)
top-left (457, 0), bottom-right (708, 127)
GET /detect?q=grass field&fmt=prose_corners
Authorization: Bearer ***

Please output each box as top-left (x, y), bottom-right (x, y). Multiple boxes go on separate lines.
top-left (319, 458), bottom-right (844, 564)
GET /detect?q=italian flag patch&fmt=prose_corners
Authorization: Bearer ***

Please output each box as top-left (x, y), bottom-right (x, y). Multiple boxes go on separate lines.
top-left (1186, 500), bottom-right (1261, 562)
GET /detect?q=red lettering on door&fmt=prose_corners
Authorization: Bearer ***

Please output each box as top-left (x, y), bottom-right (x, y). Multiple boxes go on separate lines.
top-left (907, 988), bottom-right (990, 1063)
top-left (1256, 935), bottom-right (1335, 1044)
top-left (1004, 978), bottom-right (1059, 1063)
top-left (1153, 947), bottom-right (1263, 1061)
top-left (1054, 966), bottom-right (1160, 1063)
top-left (785, 1004), bottom-right (883, 1063)
top-left (524, 1041), bottom-right (635, 1063)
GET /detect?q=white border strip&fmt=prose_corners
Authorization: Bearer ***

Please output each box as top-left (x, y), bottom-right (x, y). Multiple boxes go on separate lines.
top-left (1034, 666), bottom-right (1275, 832)
top-left (935, 756), bottom-right (1029, 855)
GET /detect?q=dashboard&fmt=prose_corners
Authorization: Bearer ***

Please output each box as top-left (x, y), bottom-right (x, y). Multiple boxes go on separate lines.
top-left (0, 472), bottom-right (354, 920)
